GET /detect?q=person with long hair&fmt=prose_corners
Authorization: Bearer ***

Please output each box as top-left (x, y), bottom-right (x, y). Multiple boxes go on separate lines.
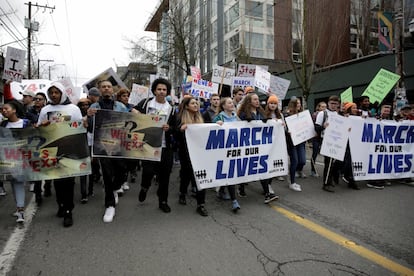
top-left (237, 93), bottom-right (279, 203)
top-left (284, 97), bottom-right (306, 192)
top-left (213, 97), bottom-right (241, 212)
top-left (1, 100), bottom-right (30, 223)
top-left (176, 96), bottom-right (208, 216)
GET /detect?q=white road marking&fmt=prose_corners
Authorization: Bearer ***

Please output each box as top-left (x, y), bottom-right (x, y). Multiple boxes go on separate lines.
top-left (0, 195), bottom-right (36, 276)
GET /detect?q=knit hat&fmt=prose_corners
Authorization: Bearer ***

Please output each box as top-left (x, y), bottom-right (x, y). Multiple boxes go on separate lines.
top-left (267, 95), bottom-right (279, 105)
top-left (244, 86), bottom-right (255, 94)
top-left (343, 102), bottom-right (356, 111)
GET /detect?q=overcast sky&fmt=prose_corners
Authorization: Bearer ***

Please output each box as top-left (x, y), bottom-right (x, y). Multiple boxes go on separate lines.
top-left (1, 0), bottom-right (158, 87)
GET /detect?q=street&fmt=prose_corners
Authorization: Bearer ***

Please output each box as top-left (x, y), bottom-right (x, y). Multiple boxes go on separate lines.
top-left (0, 158), bottom-right (414, 276)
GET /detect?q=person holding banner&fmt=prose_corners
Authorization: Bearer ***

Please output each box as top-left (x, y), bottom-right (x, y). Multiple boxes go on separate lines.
top-left (37, 82), bottom-right (83, 227)
top-left (237, 93), bottom-right (279, 203)
top-left (176, 96), bottom-right (208, 216)
top-left (1, 100), bottom-right (30, 223)
top-left (134, 78), bottom-right (176, 214)
top-left (213, 97), bottom-right (241, 212)
top-left (87, 80), bottom-right (129, 223)
top-left (310, 101), bottom-right (327, 178)
top-left (284, 97), bottom-right (306, 192)
top-left (315, 96), bottom-right (341, 193)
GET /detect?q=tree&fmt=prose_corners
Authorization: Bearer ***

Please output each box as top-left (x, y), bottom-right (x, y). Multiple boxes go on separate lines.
top-left (128, 1), bottom-right (198, 83)
top-left (286, 0), bottom-right (350, 105)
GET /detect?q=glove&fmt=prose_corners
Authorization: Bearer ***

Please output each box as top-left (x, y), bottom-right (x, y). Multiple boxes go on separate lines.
top-left (262, 118), bottom-right (269, 123)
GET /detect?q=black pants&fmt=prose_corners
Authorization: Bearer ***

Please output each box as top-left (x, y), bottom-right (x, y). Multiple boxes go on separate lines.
top-left (100, 158), bottom-right (125, 208)
top-left (179, 147), bottom-right (205, 205)
top-left (323, 157), bottom-right (341, 186)
top-left (141, 148), bottom-right (173, 203)
top-left (54, 177), bottom-right (75, 212)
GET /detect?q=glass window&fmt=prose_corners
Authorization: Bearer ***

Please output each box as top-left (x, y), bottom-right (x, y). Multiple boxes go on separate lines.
top-left (211, 0), bottom-right (217, 18)
top-left (230, 33), bottom-right (240, 52)
top-left (267, 4), bottom-right (274, 28)
top-left (246, 1), bottom-right (263, 18)
top-left (224, 10), bottom-right (229, 33)
top-left (229, 3), bottom-right (240, 30)
top-left (211, 20), bottom-right (217, 41)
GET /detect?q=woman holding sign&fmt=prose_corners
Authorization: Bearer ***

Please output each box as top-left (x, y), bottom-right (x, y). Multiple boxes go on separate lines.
top-left (176, 96), bottom-right (208, 216)
top-left (237, 93), bottom-right (279, 203)
top-left (284, 97), bottom-right (306, 192)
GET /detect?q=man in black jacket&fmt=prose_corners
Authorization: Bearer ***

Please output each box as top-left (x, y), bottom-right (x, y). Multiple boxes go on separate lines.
top-left (134, 78), bottom-right (176, 213)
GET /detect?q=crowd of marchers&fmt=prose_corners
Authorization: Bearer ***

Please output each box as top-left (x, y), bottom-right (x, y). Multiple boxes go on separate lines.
top-left (1, 78), bottom-right (413, 227)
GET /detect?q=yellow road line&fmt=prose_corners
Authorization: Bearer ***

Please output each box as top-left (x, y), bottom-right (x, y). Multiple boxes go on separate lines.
top-left (270, 205), bottom-right (414, 276)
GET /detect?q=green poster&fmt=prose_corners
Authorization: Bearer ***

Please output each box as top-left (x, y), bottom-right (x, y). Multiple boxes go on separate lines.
top-left (362, 68), bottom-right (400, 104)
top-left (340, 87), bottom-right (353, 103)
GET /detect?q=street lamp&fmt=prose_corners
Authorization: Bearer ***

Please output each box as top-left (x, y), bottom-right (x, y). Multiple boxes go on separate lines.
top-left (37, 59), bottom-right (54, 79)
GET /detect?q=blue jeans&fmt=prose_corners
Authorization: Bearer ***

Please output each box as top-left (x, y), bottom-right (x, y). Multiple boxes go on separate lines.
top-left (11, 178), bottom-right (25, 209)
top-left (288, 142), bottom-right (306, 184)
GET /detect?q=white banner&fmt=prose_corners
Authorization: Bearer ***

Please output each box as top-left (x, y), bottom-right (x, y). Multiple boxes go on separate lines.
top-left (285, 110), bottom-right (317, 146)
top-left (3, 47), bottom-right (26, 82)
top-left (237, 64), bottom-right (268, 77)
top-left (254, 66), bottom-right (271, 93)
top-left (186, 120), bottom-right (289, 190)
top-left (211, 65), bottom-right (235, 86)
top-left (320, 114), bottom-right (351, 161)
top-left (58, 78), bottom-right (79, 104)
top-left (349, 117), bottom-right (414, 180)
top-left (190, 79), bottom-right (218, 99)
top-left (129, 84), bottom-right (152, 106)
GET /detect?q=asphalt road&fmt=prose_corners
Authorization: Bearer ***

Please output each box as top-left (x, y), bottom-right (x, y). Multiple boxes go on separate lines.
top-left (1, 157), bottom-right (414, 276)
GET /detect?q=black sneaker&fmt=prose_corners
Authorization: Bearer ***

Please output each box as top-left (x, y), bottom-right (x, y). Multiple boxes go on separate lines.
top-left (322, 185), bottom-right (335, 193)
top-left (238, 186), bottom-right (247, 197)
top-left (63, 211), bottom-right (73, 227)
top-left (179, 194), bottom-right (186, 205)
top-left (196, 205), bottom-right (208, 216)
top-left (264, 193), bottom-right (279, 204)
top-left (138, 188), bottom-right (147, 202)
top-left (159, 202), bottom-right (171, 213)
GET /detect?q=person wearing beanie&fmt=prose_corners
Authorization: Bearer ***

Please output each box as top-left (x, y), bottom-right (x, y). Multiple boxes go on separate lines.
top-left (342, 102), bottom-right (357, 114)
top-left (244, 86), bottom-right (255, 94)
top-left (87, 87), bottom-right (101, 104)
top-left (37, 82), bottom-right (83, 227)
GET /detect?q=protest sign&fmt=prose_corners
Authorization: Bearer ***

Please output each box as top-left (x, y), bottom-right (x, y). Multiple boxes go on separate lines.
top-left (340, 87), bottom-right (353, 104)
top-left (10, 79), bottom-right (51, 100)
top-left (59, 77), bottom-right (80, 104)
top-left (237, 64), bottom-right (268, 77)
top-left (3, 47), bottom-right (26, 82)
top-left (0, 122), bottom-right (90, 181)
top-left (348, 117), bottom-right (414, 180)
top-left (186, 120), bottom-right (288, 190)
top-left (284, 110), bottom-right (317, 146)
top-left (231, 76), bottom-right (254, 93)
top-left (254, 66), bottom-right (271, 93)
top-left (269, 74), bottom-right (290, 99)
top-left (83, 67), bottom-right (127, 93)
top-left (190, 66), bottom-right (201, 80)
top-left (211, 65), bottom-right (235, 86)
top-left (320, 113), bottom-right (352, 161)
top-left (189, 79), bottom-right (218, 99)
top-left (129, 84), bottom-right (152, 106)
top-left (361, 68), bottom-right (400, 104)
top-left (93, 110), bottom-right (166, 161)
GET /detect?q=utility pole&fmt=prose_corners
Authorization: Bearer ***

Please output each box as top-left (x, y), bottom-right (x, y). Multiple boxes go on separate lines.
top-left (24, 2), bottom-right (55, 79)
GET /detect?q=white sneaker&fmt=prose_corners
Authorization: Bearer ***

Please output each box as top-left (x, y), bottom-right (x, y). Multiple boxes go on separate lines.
top-left (103, 207), bottom-right (115, 223)
top-left (277, 176), bottom-right (285, 181)
top-left (268, 184), bottom-right (275, 194)
top-left (115, 188), bottom-right (124, 195)
top-left (289, 183), bottom-right (302, 192)
top-left (16, 211), bottom-right (25, 223)
top-left (121, 182), bottom-right (130, 191)
top-left (113, 191), bottom-right (119, 205)
top-left (298, 171), bottom-right (307, 178)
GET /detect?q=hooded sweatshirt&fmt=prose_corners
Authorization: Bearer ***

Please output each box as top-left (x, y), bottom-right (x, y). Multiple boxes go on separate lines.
top-left (37, 82), bottom-right (82, 124)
